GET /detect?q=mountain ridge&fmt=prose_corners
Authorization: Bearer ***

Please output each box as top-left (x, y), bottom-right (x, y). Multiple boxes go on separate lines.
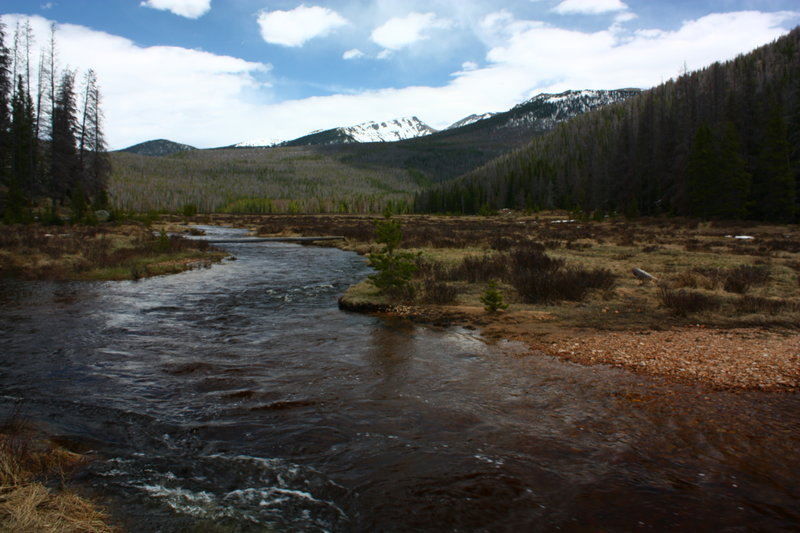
top-left (119, 139), bottom-right (196, 157)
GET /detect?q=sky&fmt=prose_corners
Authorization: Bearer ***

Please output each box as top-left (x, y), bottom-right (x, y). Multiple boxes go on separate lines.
top-left (2, 1), bottom-right (799, 150)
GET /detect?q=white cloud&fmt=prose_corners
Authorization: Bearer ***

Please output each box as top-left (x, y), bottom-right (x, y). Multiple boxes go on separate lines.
top-left (257, 5), bottom-right (348, 47)
top-left (3, 9), bottom-right (798, 150)
top-left (371, 12), bottom-right (453, 51)
top-left (1, 14), bottom-right (269, 149)
top-left (614, 11), bottom-right (637, 24)
top-left (140, 0), bottom-right (211, 19)
top-left (481, 10), bottom-right (798, 97)
top-left (552, 0), bottom-right (628, 15)
top-left (343, 48), bottom-right (365, 60)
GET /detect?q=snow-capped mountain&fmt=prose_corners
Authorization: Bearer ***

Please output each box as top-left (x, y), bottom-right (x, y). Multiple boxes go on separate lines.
top-left (446, 113), bottom-right (497, 130)
top-left (342, 117), bottom-right (437, 142)
top-left (435, 89), bottom-right (640, 139)
top-left (281, 116), bottom-right (436, 146)
top-left (233, 137), bottom-right (284, 148)
top-left (500, 89), bottom-right (641, 131)
top-left (234, 90), bottom-right (639, 148)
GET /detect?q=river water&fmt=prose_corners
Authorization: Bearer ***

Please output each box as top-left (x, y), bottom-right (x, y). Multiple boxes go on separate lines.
top-left (0, 225), bottom-right (798, 532)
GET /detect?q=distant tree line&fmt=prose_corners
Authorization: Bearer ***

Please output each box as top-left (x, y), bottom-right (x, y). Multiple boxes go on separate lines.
top-left (415, 27), bottom-right (800, 222)
top-left (0, 19), bottom-right (110, 223)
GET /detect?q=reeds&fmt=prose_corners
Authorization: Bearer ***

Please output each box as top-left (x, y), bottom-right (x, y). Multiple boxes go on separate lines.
top-left (0, 414), bottom-right (117, 532)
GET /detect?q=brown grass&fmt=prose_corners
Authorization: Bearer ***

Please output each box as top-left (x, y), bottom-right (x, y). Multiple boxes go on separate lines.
top-left (0, 415), bottom-right (117, 532)
top-left (0, 223), bottom-right (226, 281)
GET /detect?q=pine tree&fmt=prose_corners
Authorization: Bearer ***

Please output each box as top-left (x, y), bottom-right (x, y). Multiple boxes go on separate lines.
top-left (715, 121), bottom-right (751, 219)
top-left (50, 70), bottom-right (80, 210)
top-left (685, 122), bottom-right (717, 217)
top-left (7, 75), bottom-right (36, 222)
top-left (755, 103), bottom-right (796, 222)
top-left (0, 21), bottom-right (12, 195)
top-left (78, 69), bottom-right (110, 208)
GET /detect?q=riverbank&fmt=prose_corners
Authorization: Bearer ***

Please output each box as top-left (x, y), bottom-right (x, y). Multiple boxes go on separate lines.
top-left (337, 294), bottom-right (799, 391)
top-left (0, 418), bottom-right (117, 532)
top-left (0, 223), bottom-right (226, 281)
top-left (189, 212), bottom-right (800, 392)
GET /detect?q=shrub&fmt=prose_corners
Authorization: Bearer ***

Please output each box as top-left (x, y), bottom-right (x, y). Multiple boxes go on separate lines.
top-left (507, 246), bottom-right (616, 303)
top-left (734, 296), bottom-right (800, 315)
top-left (722, 265), bottom-right (770, 294)
top-left (509, 244), bottom-right (562, 273)
top-left (659, 288), bottom-right (721, 316)
top-left (490, 236), bottom-right (517, 251)
top-left (450, 254), bottom-right (508, 283)
top-left (418, 279), bottom-right (460, 305)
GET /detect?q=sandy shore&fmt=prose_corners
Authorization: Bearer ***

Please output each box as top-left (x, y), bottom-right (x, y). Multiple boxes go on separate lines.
top-left (533, 326), bottom-right (799, 392)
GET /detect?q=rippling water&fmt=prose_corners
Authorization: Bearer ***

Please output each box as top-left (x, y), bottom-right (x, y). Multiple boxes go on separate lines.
top-left (0, 225), bottom-right (798, 532)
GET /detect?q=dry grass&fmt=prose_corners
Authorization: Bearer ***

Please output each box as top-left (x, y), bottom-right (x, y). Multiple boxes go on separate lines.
top-left (0, 223), bottom-right (226, 281)
top-left (0, 416), bottom-right (117, 533)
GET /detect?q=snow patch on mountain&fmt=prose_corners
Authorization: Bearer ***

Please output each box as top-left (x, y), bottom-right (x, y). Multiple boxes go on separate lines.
top-left (341, 117), bottom-right (437, 142)
top-left (234, 137), bottom-right (284, 148)
top-left (502, 89), bottom-right (641, 130)
top-left (446, 113), bottom-right (497, 129)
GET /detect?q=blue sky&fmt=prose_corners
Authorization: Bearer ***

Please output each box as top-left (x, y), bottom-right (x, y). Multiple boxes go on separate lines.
top-left (2, 1), bottom-right (799, 149)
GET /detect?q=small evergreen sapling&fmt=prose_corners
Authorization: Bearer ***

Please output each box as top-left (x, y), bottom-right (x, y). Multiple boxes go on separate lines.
top-left (368, 212), bottom-right (418, 293)
top-left (480, 280), bottom-right (508, 313)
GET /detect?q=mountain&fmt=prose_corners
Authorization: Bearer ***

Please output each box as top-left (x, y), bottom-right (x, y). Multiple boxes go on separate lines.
top-left (233, 137), bottom-right (284, 148)
top-left (415, 27), bottom-right (800, 222)
top-left (109, 88), bottom-right (644, 214)
top-left (281, 117), bottom-right (436, 146)
top-left (120, 139), bottom-right (196, 157)
top-left (436, 89), bottom-right (642, 142)
top-left (308, 88), bottom-right (641, 185)
top-left (446, 113), bottom-right (497, 129)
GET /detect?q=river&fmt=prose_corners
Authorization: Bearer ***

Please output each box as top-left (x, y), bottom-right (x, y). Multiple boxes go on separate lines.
top-left (0, 225), bottom-right (798, 532)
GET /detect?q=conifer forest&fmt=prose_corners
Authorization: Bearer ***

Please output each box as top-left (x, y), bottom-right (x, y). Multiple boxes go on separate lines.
top-left (0, 20), bottom-right (110, 224)
top-left (414, 28), bottom-right (800, 222)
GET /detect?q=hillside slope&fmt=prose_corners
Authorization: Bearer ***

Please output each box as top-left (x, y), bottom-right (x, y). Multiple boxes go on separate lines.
top-left (309, 89), bottom-right (640, 184)
top-left (120, 139), bottom-right (196, 157)
top-left (109, 147), bottom-right (417, 213)
top-left (108, 90), bottom-right (640, 213)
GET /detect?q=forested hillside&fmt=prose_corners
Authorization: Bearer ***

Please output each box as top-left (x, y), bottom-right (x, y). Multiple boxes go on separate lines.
top-left (415, 27), bottom-right (800, 222)
top-left (109, 90), bottom-right (637, 214)
top-left (309, 89), bottom-right (640, 186)
top-left (109, 147), bottom-right (418, 213)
